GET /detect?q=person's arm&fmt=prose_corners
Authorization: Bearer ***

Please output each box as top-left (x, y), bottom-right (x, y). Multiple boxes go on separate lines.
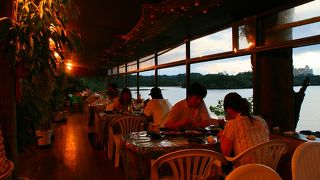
top-left (192, 118), bottom-right (221, 127)
top-left (143, 102), bottom-right (154, 129)
top-left (112, 98), bottom-right (120, 111)
top-left (192, 120), bottom-right (209, 128)
top-left (219, 133), bottom-right (233, 156)
top-left (164, 118), bottom-right (192, 130)
top-left (163, 101), bottom-right (186, 130)
top-left (191, 100), bottom-right (212, 128)
top-left (218, 121), bottom-right (234, 156)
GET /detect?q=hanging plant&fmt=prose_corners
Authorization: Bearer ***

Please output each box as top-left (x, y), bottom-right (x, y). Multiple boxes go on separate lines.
top-left (0, 0), bottom-right (81, 71)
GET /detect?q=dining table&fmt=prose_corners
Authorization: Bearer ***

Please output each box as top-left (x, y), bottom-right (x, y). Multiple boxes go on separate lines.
top-left (120, 128), bottom-right (221, 180)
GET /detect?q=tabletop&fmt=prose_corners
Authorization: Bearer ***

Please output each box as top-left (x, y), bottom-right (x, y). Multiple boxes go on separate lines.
top-left (120, 130), bottom-right (220, 180)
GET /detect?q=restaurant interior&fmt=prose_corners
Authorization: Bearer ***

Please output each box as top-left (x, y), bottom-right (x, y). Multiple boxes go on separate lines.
top-left (1, 0), bottom-right (320, 179)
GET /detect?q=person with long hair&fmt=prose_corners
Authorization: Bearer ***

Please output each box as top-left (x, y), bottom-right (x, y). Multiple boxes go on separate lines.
top-left (219, 92), bottom-right (269, 157)
top-left (112, 88), bottom-right (136, 112)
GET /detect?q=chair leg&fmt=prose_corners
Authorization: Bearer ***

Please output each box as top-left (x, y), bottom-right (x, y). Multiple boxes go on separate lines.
top-left (114, 141), bottom-right (120, 167)
top-left (108, 139), bottom-right (113, 160)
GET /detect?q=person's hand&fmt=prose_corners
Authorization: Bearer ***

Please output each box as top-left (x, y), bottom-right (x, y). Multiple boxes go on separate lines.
top-left (217, 130), bottom-right (223, 142)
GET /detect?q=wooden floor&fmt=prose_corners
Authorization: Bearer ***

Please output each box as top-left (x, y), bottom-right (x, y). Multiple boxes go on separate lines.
top-left (17, 112), bottom-right (126, 180)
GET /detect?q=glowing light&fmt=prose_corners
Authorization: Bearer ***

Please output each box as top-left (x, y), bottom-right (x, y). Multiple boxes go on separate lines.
top-left (54, 52), bottom-right (59, 58)
top-left (66, 63), bottom-right (72, 71)
top-left (233, 48), bottom-right (238, 53)
top-left (248, 42), bottom-right (254, 48)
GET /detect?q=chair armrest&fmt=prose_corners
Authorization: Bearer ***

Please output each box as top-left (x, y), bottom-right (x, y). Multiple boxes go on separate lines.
top-left (225, 156), bottom-right (235, 162)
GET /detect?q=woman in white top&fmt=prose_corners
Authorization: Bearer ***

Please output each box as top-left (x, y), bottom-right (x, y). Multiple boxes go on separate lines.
top-left (144, 87), bottom-right (171, 131)
top-left (219, 92), bottom-right (270, 159)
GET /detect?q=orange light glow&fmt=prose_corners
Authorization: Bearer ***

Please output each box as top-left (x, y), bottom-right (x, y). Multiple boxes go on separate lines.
top-left (248, 42), bottom-right (254, 48)
top-left (54, 52), bottom-right (59, 59)
top-left (66, 63), bottom-right (72, 71)
top-left (233, 48), bottom-right (237, 53)
top-left (63, 120), bottom-right (76, 170)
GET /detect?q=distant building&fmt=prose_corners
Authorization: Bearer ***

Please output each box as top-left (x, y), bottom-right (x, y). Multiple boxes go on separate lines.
top-left (293, 65), bottom-right (313, 76)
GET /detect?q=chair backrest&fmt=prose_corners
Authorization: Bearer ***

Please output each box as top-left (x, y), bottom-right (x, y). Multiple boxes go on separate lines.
top-left (226, 163), bottom-right (282, 180)
top-left (227, 140), bottom-right (290, 170)
top-left (151, 149), bottom-right (227, 180)
top-left (110, 115), bottom-right (145, 134)
top-left (291, 142), bottom-right (320, 180)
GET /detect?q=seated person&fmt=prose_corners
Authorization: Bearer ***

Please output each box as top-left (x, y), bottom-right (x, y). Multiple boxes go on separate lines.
top-left (112, 88), bottom-right (136, 112)
top-left (143, 87), bottom-right (172, 131)
top-left (106, 82), bottom-right (120, 101)
top-left (163, 82), bottom-right (212, 130)
top-left (218, 92), bottom-right (270, 159)
top-left (134, 94), bottom-right (144, 110)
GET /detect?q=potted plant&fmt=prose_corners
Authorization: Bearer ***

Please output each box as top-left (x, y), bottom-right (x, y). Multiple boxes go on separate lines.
top-left (209, 97), bottom-right (254, 118)
top-left (209, 100), bottom-right (225, 119)
top-left (1, 0), bottom-right (81, 147)
top-left (31, 69), bottom-right (56, 145)
top-left (53, 73), bottom-right (69, 122)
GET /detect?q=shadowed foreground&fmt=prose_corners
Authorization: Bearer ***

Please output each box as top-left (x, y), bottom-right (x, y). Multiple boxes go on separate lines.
top-left (18, 112), bottom-right (125, 180)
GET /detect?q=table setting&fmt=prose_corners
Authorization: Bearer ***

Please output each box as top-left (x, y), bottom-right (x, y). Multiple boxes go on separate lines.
top-left (120, 126), bottom-right (222, 180)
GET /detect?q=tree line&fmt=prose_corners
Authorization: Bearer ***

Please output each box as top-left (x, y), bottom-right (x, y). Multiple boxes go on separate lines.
top-left (79, 71), bottom-right (320, 91)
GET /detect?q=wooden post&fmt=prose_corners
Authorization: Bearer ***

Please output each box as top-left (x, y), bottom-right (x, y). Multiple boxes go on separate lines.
top-left (154, 52), bottom-right (158, 86)
top-left (185, 40), bottom-right (190, 92)
top-left (254, 49), bottom-right (295, 131)
top-left (253, 11), bottom-right (296, 132)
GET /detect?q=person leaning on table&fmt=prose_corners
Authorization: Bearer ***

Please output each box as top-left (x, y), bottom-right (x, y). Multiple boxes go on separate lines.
top-left (143, 87), bottom-right (172, 131)
top-left (218, 92), bottom-right (270, 157)
top-left (163, 82), bottom-right (220, 130)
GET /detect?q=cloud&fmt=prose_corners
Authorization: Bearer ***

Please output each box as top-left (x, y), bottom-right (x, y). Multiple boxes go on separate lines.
top-left (191, 56), bottom-right (252, 75)
top-left (190, 29), bottom-right (232, 57)
top-left (294, 0), bottom-right (320, 21)
top-left (293, 46), bottom-right (320, 75)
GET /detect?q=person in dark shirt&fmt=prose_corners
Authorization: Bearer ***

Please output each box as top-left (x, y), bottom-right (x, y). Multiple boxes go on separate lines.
top-left (106, 82), bottom-right (120, 101)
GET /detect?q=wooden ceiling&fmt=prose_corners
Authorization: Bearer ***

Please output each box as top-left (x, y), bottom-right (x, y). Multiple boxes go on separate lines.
top-left (71, 0), bottom-right (306, 76)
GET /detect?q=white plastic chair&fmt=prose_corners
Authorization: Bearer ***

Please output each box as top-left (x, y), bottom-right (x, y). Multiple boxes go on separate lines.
top-left (151, 149), bottom-right (228, 180)
top-left (291, 142), bottom-right (320, 180)
top-left (226, 163), bottom-right (282, 180)
top-left (107, 115), bottom-right (145, 167)
top-left (226, 140), bottom-right (290, 170)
